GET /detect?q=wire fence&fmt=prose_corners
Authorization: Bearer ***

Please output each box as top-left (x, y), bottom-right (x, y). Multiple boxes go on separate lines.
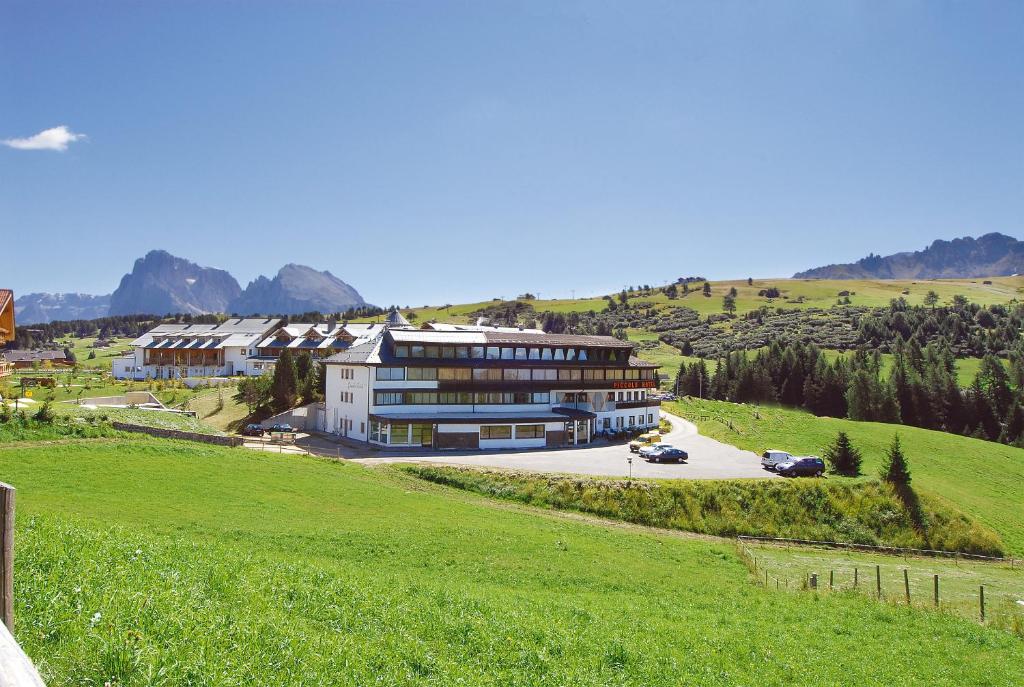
top-left (737, 538), bottom-right (1024, 636)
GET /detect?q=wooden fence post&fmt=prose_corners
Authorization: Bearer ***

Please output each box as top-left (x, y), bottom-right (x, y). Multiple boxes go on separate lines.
top-left (979, 585), bottom-right (985, 623)
top-left (0, 483), bottom-right (13, 632)
top-left (854, 567), bottom-right (858, 588)
top-left (829, 570), bottom-right (834, 590)
top-left (876, 565), bottom-right (881, 599)
top-left (809, 573), bottom-right (817, 590)
top-left (903, 569), bottom-right (910, 605)
top-left (933, 574), bottom-right (939, 607)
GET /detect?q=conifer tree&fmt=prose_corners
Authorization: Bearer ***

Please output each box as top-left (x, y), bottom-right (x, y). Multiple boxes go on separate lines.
top-left (880, 434), bottom-right (911, 485)
top-left (824, 431), bottom-right (862, 476)
top-left (271, 349), bottom-right (299, 411)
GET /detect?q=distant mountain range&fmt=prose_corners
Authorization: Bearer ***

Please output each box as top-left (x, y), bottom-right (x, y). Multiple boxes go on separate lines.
top-left (13, 293), bottom-right (112, 325)
top-left (14, 250), bottom-right (369, 324)
top-left (794, 233), bottom-right (1024, 280)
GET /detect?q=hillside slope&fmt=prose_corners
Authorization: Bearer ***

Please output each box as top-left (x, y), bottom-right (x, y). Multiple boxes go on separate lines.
top-left (2, 438), bottom-right (1021, 684)
top-left (666, 398), bottom-right (1024, 555)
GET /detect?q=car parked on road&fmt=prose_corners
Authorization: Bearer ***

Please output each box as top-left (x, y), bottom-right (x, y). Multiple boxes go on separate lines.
top-left (629, 431), bottom-right (662, 453)
top-left (760, 449), bottom-right (793, 471)
top-left (241, 423), bottom-right (265, 437)
top-left (639, 442), bottom-right (674, 459)
top-left (269, 423), bottom-right (294, 434)
top-left (775, 456), bottom-right (825, 477)
top-left (645, 447), bottom-right (688, 463)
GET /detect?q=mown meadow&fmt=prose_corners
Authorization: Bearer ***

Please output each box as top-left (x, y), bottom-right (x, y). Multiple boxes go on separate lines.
top-left (1, 436), bottom-right (1022, 685)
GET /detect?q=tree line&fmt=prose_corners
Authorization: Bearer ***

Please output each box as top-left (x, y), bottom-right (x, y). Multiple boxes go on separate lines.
top-left (675, 337), bottom-right (1024, 446)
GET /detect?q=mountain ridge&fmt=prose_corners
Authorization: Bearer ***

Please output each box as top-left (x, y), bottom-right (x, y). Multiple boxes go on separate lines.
top-left (794, 233), bottom-right (1024, 280)
top-left (13, 250), bottom-right (369, 323)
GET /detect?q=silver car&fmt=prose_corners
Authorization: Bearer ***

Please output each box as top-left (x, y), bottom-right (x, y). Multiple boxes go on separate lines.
top-left (760, 450), bottom-right (792, 471)
top-left (639, 443), bottom-right (675, 459)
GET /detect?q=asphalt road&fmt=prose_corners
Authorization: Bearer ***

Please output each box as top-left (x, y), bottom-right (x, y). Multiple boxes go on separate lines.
top-left (350, 412), bottom-right (775, 480)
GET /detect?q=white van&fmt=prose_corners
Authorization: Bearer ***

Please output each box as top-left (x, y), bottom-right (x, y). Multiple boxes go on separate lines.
top-left (760, 449), bottom-right (792, 471)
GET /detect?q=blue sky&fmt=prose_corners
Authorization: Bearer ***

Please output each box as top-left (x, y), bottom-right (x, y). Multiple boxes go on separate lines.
top-left (2, 1), bottom-right (1023, 307)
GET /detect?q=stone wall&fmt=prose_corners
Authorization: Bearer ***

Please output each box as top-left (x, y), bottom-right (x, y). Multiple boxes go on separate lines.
top-left (111, 422), bottom-right (243, 447)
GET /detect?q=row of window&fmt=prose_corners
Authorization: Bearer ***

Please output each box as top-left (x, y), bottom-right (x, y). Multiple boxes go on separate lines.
top-left (393, 344), bottom-right (629, 362)
top-left (373, 390), bottom-right (648, 406)
top-left (338, 368), bottom-right (355, 380)
top-left (480, 424), bottom-right (545, 440)
top-left (339, 391), bottom-right (355, 403)
top-left (369, 421), bottom-right (433, 445)
top-left (601, 414), bottom-right (655, 429)
top-left (376, 366), bottom-right (655, 382)
top-left (375, 391), bottom-right (551, 406)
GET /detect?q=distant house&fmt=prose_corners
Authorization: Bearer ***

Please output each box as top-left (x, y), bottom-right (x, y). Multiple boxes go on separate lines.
top-left (0, 290), bottom-right (13, 344)
top-left (112, 318), bottom-right (282, 380)
top-left (2, 349), bottom-right (73, 369)
top-left (0, 289), bottom-right (12, 377)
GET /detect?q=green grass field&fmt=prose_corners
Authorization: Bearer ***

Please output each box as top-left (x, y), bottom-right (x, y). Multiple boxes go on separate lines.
top-left (741, 542), bottom-right (1024, 631)
top-left (398, 276), bottom-right (1024, 324)
top-left (665, 399), bottom-right (1024, 556)
top-left (2, 437), bottom-right (1022, 684)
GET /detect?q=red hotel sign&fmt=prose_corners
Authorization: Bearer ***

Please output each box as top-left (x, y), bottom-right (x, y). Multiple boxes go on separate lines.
top-left (612, 381), bottom-right (656, 389)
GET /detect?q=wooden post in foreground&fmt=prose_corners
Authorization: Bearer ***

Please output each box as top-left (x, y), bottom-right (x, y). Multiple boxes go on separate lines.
top-left (979, 586), bottom-right (985, 623)
top-left (903, 569), bottom-right (911, 605)
top-left (854, 567), bottom-right (858, 588)
top-left (0, 484), bottom-right (13, 632)
top-left (876, 565), bottom-right (881, 599)
top-left (933, 574), bottom-right (939, 607)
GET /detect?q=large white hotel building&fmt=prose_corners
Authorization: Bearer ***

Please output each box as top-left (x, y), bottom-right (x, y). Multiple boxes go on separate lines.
top-left (322, 327), bottom-right (660, 450)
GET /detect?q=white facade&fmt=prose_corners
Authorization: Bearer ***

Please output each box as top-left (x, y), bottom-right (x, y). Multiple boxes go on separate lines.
top-left (322, 328), bottom-right (660, 451)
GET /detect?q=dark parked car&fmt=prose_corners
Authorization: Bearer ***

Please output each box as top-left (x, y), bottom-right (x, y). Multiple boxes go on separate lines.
top-left (776, 456), bottom-right (825, 477)
top-left (241, 424), bottom-right (265, 437)
top-left (646, 447), bottom-right (688, 463)
top-left (269, 423), bottom-right (294, 433)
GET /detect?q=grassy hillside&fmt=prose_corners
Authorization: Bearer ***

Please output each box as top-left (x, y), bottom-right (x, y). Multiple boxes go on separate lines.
top-left (666, 399), bottom-right (1024, 556)
top-left (392, 276), bottom-right (1024, 323)
top-left (401, 465), bottom-right (1003, 555)
top-left (2, 438), bottom-right (1022, 684)
top-left (741, 542), bottom-right (1024, 630)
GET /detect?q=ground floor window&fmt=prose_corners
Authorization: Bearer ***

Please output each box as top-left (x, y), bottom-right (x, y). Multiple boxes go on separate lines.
top-left (628, 416), bottom-right (636, 426)
top-left (410, 424), bottom-right (433, 446)
top-left (515, 424), bottom-right (544, 439)
top-left (480, 425), bottom-right (512, 440)
top-left (616, 417), bottom-right (623, 429)
top-left (648, 413), bottom-right (654, 424)
top-left (369, 420), bottom-right (384, 442)
top-left (389, 423), bottom-right (411, 444)
top-left (602, 417), bottom-right (611, 430)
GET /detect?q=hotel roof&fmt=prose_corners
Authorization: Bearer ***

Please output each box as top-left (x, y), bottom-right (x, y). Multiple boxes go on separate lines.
top-left (131, 318), bottom-right (281, 349)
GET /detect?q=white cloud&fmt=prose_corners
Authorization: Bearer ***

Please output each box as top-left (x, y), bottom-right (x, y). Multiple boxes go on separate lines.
top-left (2, 125), bottom-right (86, 151)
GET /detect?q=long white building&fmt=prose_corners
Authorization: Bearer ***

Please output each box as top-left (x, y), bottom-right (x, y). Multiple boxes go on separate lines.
top-left (112, 318), bottom-right (385, 380)
top-left (322, 327), bottom-right (660, 450)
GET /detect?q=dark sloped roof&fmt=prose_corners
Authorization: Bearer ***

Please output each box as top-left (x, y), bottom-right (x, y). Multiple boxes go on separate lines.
top-left (2, 349), bottom-right (69, 362)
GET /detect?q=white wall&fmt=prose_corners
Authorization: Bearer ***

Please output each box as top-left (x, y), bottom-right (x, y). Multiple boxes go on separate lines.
top-left (325, 364), bottom-right (370, 441)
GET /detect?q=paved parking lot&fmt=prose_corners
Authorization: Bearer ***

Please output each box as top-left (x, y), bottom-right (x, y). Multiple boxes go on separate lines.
top-left (351, 412), bottom-right (775, 480)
